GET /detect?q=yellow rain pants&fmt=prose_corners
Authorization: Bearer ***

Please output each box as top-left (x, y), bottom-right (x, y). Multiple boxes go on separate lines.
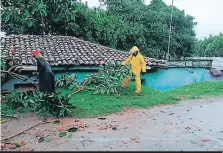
top-left (122, 52), bottom-right (146, 93)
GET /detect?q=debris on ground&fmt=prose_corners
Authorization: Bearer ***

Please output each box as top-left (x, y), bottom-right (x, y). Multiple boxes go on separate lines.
top-left (1, 143), bottom-right (15, 150)
top-left (98, 122), bottom-right (119, 130)
top-left (1, 97), bottom-right (223, 151)
top-left (1, 114), bottom-right (19, 119)
top-left (52, 118), bottom-right (88, 131)
top-left (122, 141), bottom-right (128, 145)
top-left (98, 117), bottom-right (106, 120)
top-left (112, 127), bottom-right (117, 130)
top-left (1, 114), bottom-right (19, 123)
top-left (201, 138), bottom-right (209, 142)
top-left (58, 132), bottom-right (67, 137)
top-left (13, 140), bottom-right (26, 148)
top-left (67, 127), bottom-right (79, 132)
top-left (130, 137), bottom-right (140, 143)
top-left (53, 120), bottom-right (60, 124)
top-left (38, 137), bottom-right (50, 143)
top-left (123, 107), bottom-right (136, 113)
top-left (1, 121), bottom-right (52, 141)
top-left (67, 132), bottom-right (73, 138)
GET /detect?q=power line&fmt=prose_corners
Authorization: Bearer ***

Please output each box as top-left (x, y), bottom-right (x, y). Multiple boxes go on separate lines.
top-left (166, 0), bottom-right (174, 61)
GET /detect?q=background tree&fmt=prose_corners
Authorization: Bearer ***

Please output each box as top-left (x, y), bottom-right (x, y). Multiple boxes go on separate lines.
top-left (2, 0), bottom-right (198, 59)
top-left (99, 0), bottom-right (197, 58)
top-left (196, 34), bottom-right (223, 57)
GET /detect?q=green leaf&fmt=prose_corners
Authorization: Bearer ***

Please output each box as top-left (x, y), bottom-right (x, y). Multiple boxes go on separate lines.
top-left (39, 92), bottom-right (44, 98)
top-left (23, 102), bottom-right (28, 108)
top-left (59, 107), bottom-right (66, 117)
top-left (67, 127), bottom-right (79, 132)
top-left (43, 137), bottom-right (50, 142)
top-left (112, 127), bottom-right (117, 130)
top-left (93, 89), bottom-right (100, 95)
top-left (114, 88), bottom-right (118, 94)
top-left (13, 142), bottom-right (22, 148)
top-left (4, 14), bottom-right (10, 22)
top-left (24, 9), bottom-right (29, 17)
top-left (53, 120), bottom-right (60, 124)
top-left (68, 86), bottom-right (73, 90)
top-left (41, 9), bottom-right (47, 16)
top-left (111, 88), bottom-right (115, 94)
top-left (67, 132), bottom-right (73, 138)
top-left (106, 88), bottom-right (110, 95)
top-left (100, 88), bottom-right (104, 94)
top-left (58, 132), bottom-right (67, 137)
top-left (38, 137), bottom-right (45, 143)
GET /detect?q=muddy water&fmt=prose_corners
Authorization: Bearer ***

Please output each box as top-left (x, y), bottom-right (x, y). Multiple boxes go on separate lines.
top-left (1, 97), bottom-right (223, 151)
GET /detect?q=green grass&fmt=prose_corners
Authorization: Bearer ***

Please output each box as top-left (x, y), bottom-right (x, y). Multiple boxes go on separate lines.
top-left (59, 81), bottom-right (223, 118)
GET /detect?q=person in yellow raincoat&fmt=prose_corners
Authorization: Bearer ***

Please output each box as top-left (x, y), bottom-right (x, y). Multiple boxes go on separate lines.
top-left (122, 46), bottom-right (146, 96)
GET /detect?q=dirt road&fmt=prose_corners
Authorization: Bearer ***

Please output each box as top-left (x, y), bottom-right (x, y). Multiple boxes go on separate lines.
top-left (1, 96), bottom-right (223, 151)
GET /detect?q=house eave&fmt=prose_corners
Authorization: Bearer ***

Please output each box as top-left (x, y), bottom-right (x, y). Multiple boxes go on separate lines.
top-left (20, 65), bottom-right (100, 71)
top-left (20, 65), bottom-right (155, 72)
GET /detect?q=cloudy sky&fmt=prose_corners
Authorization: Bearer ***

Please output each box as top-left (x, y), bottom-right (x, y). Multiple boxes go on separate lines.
top-left (84, 0), bottom-right (223, 40)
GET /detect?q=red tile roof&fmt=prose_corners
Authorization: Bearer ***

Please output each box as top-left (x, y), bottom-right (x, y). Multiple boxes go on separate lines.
top-left (1, 35), bottom-right (165, 66)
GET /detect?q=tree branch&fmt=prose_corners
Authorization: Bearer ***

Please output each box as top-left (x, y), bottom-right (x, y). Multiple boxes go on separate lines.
top-left (67, 78), bottom-right (89, 98)
top-left (1, 121), bottom-right (52, 142)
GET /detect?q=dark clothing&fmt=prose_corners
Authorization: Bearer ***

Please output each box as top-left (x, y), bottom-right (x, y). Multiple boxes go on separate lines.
top-left (36, 57), bottom-right (55, 92)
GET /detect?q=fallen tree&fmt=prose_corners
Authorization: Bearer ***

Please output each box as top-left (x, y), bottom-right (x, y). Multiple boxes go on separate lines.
top-left (55, 61), bottom-right (131, 98)
top-left (1, 57), bottom-right (131, 117)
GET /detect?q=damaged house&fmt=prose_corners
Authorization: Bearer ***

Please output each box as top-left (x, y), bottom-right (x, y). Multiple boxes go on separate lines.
top-left (2, 35), bottom-right (222, 92)
top-left (1, 35), bottom-right (165, 91)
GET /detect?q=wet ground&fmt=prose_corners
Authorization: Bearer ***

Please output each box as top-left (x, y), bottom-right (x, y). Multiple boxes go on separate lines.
top-left (1, 96), bottom-right (223, 151)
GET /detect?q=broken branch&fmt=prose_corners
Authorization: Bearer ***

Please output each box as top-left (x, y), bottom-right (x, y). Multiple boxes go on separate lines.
top-left (1, 114), bottom-right (19, 119)
top-left (68, 78), bottom-right (89, 98)
top-left (1, 121), bottom-right (51, 141)
top-left (1, 69), bottom-right (38, 86)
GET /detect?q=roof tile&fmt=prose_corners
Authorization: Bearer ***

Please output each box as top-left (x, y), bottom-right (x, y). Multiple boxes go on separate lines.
top-left (1, 35), bottom-right (165, 67)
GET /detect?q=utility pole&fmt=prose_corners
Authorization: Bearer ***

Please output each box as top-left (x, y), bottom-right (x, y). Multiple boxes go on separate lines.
top-left (166, 0), bottom-right (174, 60)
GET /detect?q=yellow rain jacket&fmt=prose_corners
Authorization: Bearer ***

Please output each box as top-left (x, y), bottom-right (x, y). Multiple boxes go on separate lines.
top-left (122, 47), bottom-right (146, 94)
top-left (122, 53), bottom-right (146, 74)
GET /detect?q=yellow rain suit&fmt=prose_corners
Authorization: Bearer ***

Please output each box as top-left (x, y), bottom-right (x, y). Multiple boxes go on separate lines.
top-left (122, 46), bottom-right (146, 94)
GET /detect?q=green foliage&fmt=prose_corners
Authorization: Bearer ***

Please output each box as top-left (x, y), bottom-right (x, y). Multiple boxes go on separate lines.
top-left (55, 74), bottom-right (80, 90)
top-left (1, 50), bottom-right (19, 85)
top-left (55, 60), bottom-right (130, 95)
top-left (100, 0), bottom-right (197, 58)
top-left (87, 61), bottom-right (131, 95)
top-left (67, 127), bottom-right (79, 132)
top-left (1, 52), bottom-right (9, 85)
top-left (58, 132), bottom-right (67, 137)
top-left (2, 81), bottom-right (223, 118)
top-left (0, 53), bottom-right (7, 70)
top-left (3, 90), bottom-right (36, 110)
top-left (2, 90), bottom-right (75, 117)
top-left (13, 141), bottom-right (23, 148)
top-left (196, 34), bottom-right (223, 57)
top-left (59, 81), bottom-right (223, 118)
top-left (1, 0), bottom-right (197, 59)
top-left (38, 137), bottom-right (50, 143)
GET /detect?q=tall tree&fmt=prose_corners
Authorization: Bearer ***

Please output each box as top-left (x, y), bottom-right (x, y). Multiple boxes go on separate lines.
top-left (2, 0), bottom-right (198, 59)
top-left (196, 34), bottom-right (223, 57)
top-left (99, 0), bottom-right (197, 58)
